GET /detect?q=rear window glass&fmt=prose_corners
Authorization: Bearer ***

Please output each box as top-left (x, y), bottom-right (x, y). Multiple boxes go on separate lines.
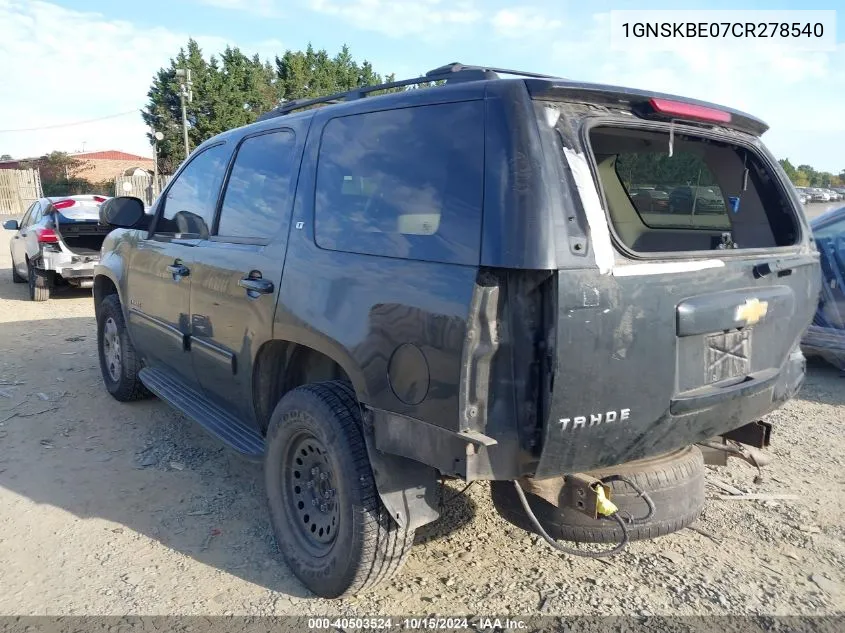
top-left (615, 153), bottom-right (730, 230)
top-left (314, 101), bottom-right (484, 266)
top-left (588, 126), bottom-right (799, 254)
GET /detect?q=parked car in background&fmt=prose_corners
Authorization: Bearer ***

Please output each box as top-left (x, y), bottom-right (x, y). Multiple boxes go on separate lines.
top-left (807, 188), bottom-right (831, 202)
top-left (802, 205), bottom-right (845, 370)
top-left (3, 195), bottom-right (112, 301)
top-left (794, 187), bottom-right (810, 205)
top-left (823, 189), bottom-right (842, 202)
top-left (629, 187), bottom-right (670, 213)
top-left (668, 185), bottom-right (726, 214)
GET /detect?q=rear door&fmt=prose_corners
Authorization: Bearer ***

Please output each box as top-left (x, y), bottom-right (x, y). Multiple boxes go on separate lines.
top-left (536, 113), bottom-right (820, 476)
top-left (189, 127), bottom-right (303, 422)
top-left (124, 142), bottom-right (231, 387)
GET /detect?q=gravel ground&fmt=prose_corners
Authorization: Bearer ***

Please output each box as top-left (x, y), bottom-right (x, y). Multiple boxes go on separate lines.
top-left (0, 228), bottom-right (842, 619)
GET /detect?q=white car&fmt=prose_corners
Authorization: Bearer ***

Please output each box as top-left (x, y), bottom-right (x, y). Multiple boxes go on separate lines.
top-left (4, 195), bottom-right (112, 301)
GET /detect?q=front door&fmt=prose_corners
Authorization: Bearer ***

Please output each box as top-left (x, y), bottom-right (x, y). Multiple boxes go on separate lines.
top-left (124, 238), bottom-right (195, 381)
top-left (124, 141), bottom-right (232, 387)
top-left (10, 201), bottom-right (38, 276)
top-left (189, 128), bottom-right (301, 421)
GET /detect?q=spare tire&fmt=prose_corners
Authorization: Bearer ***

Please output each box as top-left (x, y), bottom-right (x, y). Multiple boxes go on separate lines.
top-left (491, 446), bottom-right (705, 544)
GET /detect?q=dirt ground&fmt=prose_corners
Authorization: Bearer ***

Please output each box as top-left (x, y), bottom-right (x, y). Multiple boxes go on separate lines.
top-left (0, 227), bottom-right (842, 618)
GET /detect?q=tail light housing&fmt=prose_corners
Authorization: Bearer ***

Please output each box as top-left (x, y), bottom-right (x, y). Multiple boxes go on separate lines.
top-left (52, 199), bottom-right (76, 210)
top-left (35, 228), bottom-right (59, 243)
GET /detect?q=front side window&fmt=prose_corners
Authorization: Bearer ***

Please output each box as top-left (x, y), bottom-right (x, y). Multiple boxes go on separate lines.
top-left (156, 143), bottom-right (231, 238)
top-left (314, 101), bottom-right (484, 266)
top-left (217, 130), bottom-right (296, 240)
top-left (20, 201), bottom-right (38, 228)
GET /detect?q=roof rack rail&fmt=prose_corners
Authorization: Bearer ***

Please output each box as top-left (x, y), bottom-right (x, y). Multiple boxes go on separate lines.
top-left (257, 62), bottom-right (563, 121)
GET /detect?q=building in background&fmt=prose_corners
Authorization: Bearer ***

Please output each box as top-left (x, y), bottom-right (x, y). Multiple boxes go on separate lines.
top-left (0, 150), bottom-right (153, 182)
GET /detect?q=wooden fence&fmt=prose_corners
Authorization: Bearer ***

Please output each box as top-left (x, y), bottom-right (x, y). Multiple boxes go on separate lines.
top-left (114, 175), bottom-right (171, 206)
top-left (0, 168), bottom-right (43, 215)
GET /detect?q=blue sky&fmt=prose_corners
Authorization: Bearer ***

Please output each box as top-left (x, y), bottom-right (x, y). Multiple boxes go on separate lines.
top-left (0, 0), bottom-right (842, 172)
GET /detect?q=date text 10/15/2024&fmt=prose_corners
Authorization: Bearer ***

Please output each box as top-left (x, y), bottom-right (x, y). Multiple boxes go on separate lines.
top-left (307, 617), bottom-right (528, 630)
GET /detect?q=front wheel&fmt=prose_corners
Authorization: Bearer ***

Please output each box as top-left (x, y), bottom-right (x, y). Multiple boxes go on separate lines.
top-left (97, 294), bottom-right (151, 401)
top-left (265, 381), bottom-right (414, 598)
top-left (11, 257), bottom-right (25, 283)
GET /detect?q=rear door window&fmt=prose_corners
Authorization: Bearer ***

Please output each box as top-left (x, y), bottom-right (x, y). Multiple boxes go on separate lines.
top-left (314, 101), bottom-right (484, 266)
top-left (216, 130), bottom-right (296, 241)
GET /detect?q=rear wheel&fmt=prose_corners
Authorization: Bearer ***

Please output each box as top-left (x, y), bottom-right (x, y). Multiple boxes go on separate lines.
top-left (265, 380), bottom-right (414, 598)
top-left (97, 294), bottom-right (151, 401)
top-left (27, 263), bottom-right (52, 301)
top-left (491, 446), bottom-right (705, 544)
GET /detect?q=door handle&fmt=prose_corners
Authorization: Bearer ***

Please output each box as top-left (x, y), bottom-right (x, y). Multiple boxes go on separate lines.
top-left (238, 273), bottom-right (274, 296)
top-left (166, 263), bottom-right (190, 277)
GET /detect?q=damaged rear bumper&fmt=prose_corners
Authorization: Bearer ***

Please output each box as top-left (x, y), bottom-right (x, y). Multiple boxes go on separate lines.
top-left (534, 347), bottom-right (806, 478)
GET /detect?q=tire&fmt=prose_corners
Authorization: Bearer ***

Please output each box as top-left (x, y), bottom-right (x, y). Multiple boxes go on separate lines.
top-left (11, 257), bottom-right (25, 283)
top-left (265, 380), bottom-right (414, 598)
top-left (97, 294), bottom-right (151, 402)
top-left (491, 446), bottom-right (705, 544)
top-left (27, 263), bottom-right (52, 301)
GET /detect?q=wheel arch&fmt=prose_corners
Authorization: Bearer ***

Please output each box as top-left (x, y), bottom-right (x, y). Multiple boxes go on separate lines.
top-left (252, 337), bottom-right (368, 435)
top-left (93, 272), bottom-right (121, 321)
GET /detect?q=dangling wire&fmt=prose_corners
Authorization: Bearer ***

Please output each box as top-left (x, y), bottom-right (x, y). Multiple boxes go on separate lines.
top-left (512, 475), bottom-right (656, 559)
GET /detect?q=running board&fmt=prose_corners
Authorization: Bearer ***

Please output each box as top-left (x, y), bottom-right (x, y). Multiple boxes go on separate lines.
top-left (139, 367), bottom-right (265, 459)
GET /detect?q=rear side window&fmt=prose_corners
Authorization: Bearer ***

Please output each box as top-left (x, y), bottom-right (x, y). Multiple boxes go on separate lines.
top-left (217, 130), bottom-right (296, 240)
top-left (314, 101), bottom-right (484, 266)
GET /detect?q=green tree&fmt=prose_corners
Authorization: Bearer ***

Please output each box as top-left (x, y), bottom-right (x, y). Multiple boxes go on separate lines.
top-left (25, 151), bottom-right (98, 196)
top-left (796, 164), bottom-right (819, 186)
top-left (0, 154), bottom-right (12, 161)
top-left (274, 43), bottom-right (398, 103)
top-left (143, 41), bottom-right (413, 172)
top-left (778, 158), bottom-right (797, 182)
top-left (142, 39), bottom-right (215, 174)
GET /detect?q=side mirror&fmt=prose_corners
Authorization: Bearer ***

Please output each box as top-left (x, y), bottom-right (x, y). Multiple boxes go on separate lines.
top-left (3, 219), bottom-right (19, 231)
top-left (99, 196), bottom-right (149, 230)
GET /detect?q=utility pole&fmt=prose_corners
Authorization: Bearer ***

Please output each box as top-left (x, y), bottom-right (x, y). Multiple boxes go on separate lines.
top-left (151, 130), bottom-right (164, 203)
top-left (175, 68), bottom-right (193, 160)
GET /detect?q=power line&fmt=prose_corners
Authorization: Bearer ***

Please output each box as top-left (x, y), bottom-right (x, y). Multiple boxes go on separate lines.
top-left (0, 110), bottom-right (141, 134)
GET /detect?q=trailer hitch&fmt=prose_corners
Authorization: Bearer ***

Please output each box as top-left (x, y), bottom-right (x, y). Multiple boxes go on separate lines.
top-left (698, 438), bottom-right (772, 483)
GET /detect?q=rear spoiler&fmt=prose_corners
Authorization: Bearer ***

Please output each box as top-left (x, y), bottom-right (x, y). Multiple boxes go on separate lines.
top-left (525, 79), bottom-right (769, 137)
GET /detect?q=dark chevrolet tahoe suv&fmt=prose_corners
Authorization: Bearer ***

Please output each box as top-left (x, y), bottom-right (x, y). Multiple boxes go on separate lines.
top-left (93, 63), bottom-right (819, 597)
